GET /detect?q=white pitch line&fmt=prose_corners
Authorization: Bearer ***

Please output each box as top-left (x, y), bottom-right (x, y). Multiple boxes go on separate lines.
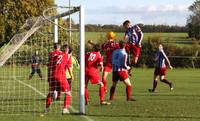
top-left (16, 80), bottom-right (93, 121)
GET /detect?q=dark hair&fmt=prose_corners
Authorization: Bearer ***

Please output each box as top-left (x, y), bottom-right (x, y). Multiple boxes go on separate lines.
top-left (61, 44), bottom-right (69, 52)
top-left (68, 46), bottom-right (73, 54)
top-left (123, 20), bottom-right (131, 26)
top-left (119, 40), bottom-right (125, 49)
top-left (94, 44), bottom-right (101, 52)
top-left (54, 43), bottom-right (60, 49)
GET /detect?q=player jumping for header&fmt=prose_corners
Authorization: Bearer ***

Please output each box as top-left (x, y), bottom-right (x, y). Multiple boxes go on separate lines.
top-left (123, 20), bottom-right (143, 68)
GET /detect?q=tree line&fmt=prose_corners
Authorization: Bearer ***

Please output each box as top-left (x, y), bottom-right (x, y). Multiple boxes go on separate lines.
top-left (85, 24), bottom-right (187, 33)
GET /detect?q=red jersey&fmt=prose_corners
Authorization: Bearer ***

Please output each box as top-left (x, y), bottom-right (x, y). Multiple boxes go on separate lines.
top-left (51, 52), bottom-right (69, 81)
top-left (48, 49), bottom-right (63, 68)
top-left (101, 41), bottom-right (119, 67)
top-left (85, 51), bottom-right (103, 69)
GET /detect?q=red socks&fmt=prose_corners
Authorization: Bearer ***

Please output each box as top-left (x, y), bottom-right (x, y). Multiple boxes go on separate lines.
top-left (46, 93), bottom-right (52, 108)
top-left (64, 93), bottom-right (71, 109)
top-left (99, 86), bottom-right (105, 102)
top-left (126, 86), bottom-right (132, 100)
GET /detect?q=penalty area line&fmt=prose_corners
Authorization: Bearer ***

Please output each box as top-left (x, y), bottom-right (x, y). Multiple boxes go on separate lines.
top-left (16, 80), bottom-right (93, 121)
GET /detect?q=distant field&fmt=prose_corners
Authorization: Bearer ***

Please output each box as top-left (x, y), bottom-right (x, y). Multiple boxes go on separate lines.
top-left (85, 32), bottom-right (194, 47)
top-left (0, 67), bottom-right (200, 121)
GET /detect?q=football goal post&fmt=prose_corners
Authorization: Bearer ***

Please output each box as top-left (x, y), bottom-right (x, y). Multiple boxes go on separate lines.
top-left (0, 6), bottom-right (85, 114)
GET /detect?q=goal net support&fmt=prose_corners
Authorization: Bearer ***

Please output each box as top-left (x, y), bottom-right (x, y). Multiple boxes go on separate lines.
top-left (0, 6), bottom-right (85, 114)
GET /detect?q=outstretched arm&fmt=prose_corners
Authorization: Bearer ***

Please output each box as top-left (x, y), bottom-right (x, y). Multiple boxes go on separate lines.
top-left (162, 50), bottom-right (173, 69)
top-left (136, 25), bottom-right (143, 47)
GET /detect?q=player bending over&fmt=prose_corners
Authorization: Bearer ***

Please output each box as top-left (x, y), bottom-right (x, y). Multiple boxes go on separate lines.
top-left (101, 32), bottom-right (119, 92)
top-left (149, 44), bottom-right (174, 92)
top-left (45, 44), bottom-right (71, 114)
top-left (109, 41), bottom-right (136, 101)
top-left (123, 20), bottom-right (143, 66)
top-left (85, 44), bottom-right (110, 105)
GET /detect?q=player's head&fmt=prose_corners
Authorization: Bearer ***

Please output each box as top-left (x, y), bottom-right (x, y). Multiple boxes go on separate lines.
top-left (158, 44), bottom-right (163, 51)
top-left (123, 20), bottom-right (131, 30)
top-left (107, 31), bottom-right (115, 40)
top-left (119, 40), bottom-right (125, 49)
top-left (54, 43), bottom-right (60, 50)
top-left (61, 44), bottom-right (69, 53)
top-left (94, 44), bottom-right (101, 52)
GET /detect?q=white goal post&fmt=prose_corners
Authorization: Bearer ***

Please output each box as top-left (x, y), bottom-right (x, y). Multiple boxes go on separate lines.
top-left (0, 5), bottom-right (85, 114)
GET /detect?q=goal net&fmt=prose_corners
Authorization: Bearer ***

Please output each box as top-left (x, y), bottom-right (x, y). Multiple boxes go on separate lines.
top-left (0, 6), bottom-right (85, 115)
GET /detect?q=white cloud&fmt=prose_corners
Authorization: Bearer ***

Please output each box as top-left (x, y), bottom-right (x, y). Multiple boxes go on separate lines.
top-left (101, 4), bottom-right (189, 14)
top-left (84, 4), bottom-right (189, 25)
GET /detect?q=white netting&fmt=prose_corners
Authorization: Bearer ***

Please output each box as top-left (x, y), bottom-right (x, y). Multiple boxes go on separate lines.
top-left (0, 6), bottom-right (81, 115)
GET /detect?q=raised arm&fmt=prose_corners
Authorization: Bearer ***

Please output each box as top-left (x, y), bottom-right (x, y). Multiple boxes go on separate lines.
top-left (161, 50), bottom-right (173, 69)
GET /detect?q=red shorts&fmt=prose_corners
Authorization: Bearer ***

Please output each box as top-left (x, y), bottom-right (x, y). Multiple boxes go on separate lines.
top-left (85, 68), bottom-right (101, 84)
top-left (125, 43), bottom-right (141, 58)
top-left (154, 67), bottom-right (167, 76)
top-left (112, 70), bottom-right (129, 82)
top-left (49, 78), bottom-right (70, 93)
top-left (104, 66), bottom-right (112, 73)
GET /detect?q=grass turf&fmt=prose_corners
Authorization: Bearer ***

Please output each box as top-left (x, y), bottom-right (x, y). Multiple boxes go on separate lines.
top-left (0, 67), bottom-right (200, 121)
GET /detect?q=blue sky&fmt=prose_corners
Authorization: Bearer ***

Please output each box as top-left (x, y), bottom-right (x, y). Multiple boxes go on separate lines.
top-left (55, 0), bottom-right (195, 26)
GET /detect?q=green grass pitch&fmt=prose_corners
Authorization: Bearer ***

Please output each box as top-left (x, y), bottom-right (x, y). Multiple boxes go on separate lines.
top-left (0, 67), bottom-right (200, 121)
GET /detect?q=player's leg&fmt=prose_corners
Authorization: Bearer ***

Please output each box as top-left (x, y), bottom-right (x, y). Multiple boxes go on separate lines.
top-left (149, 75), bottom-right (159, 92)
top-left (63, 92), bottom-right (71, 114)
top-left (149, 68), bottom-right (160, 92)
top-left (102, 70), bottom-right (109, 92)
top-left (109, 71), bottom-right (118, 101)
top-left (29, 67), bottom-right (36, 80)
top-left (85, 76), bottom-right (89, 105)
top-left (123, 78), bottom-right (135, 101)
top-left (45, 81), bottom-right (56, 112)
top-left (62, 82), bottom-right (71, 114)
top-left (37, 68), bottom-right (43, 80)
top-left (131, 56), bottom-right (138, 65)
top-left (109, 81), bottom-right (118, 101)
top-left (159, 68), bottom-right (174, 91)
top-left (131, 45), bottom-right (140, 66)
top-left (97, 81), bottom-right (108, 105)
top-left (160, 75), bottom-right (173, 91)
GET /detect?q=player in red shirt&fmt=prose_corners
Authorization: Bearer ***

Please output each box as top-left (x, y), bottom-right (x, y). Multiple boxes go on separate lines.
top-left (85, 44), bottom-right (110, 105)
top-left (123, 20), bottom-right (143, 66)
top-left (45, 44), bottom-right (71, 114)
top-left (101, 32), bottom-right (119, 92)
top-left (47, 43), bottom-right (61, 83)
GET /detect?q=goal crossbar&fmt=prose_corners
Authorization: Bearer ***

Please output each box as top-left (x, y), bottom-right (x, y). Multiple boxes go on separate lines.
top-left (0, 7), bottom-right (80, 67)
